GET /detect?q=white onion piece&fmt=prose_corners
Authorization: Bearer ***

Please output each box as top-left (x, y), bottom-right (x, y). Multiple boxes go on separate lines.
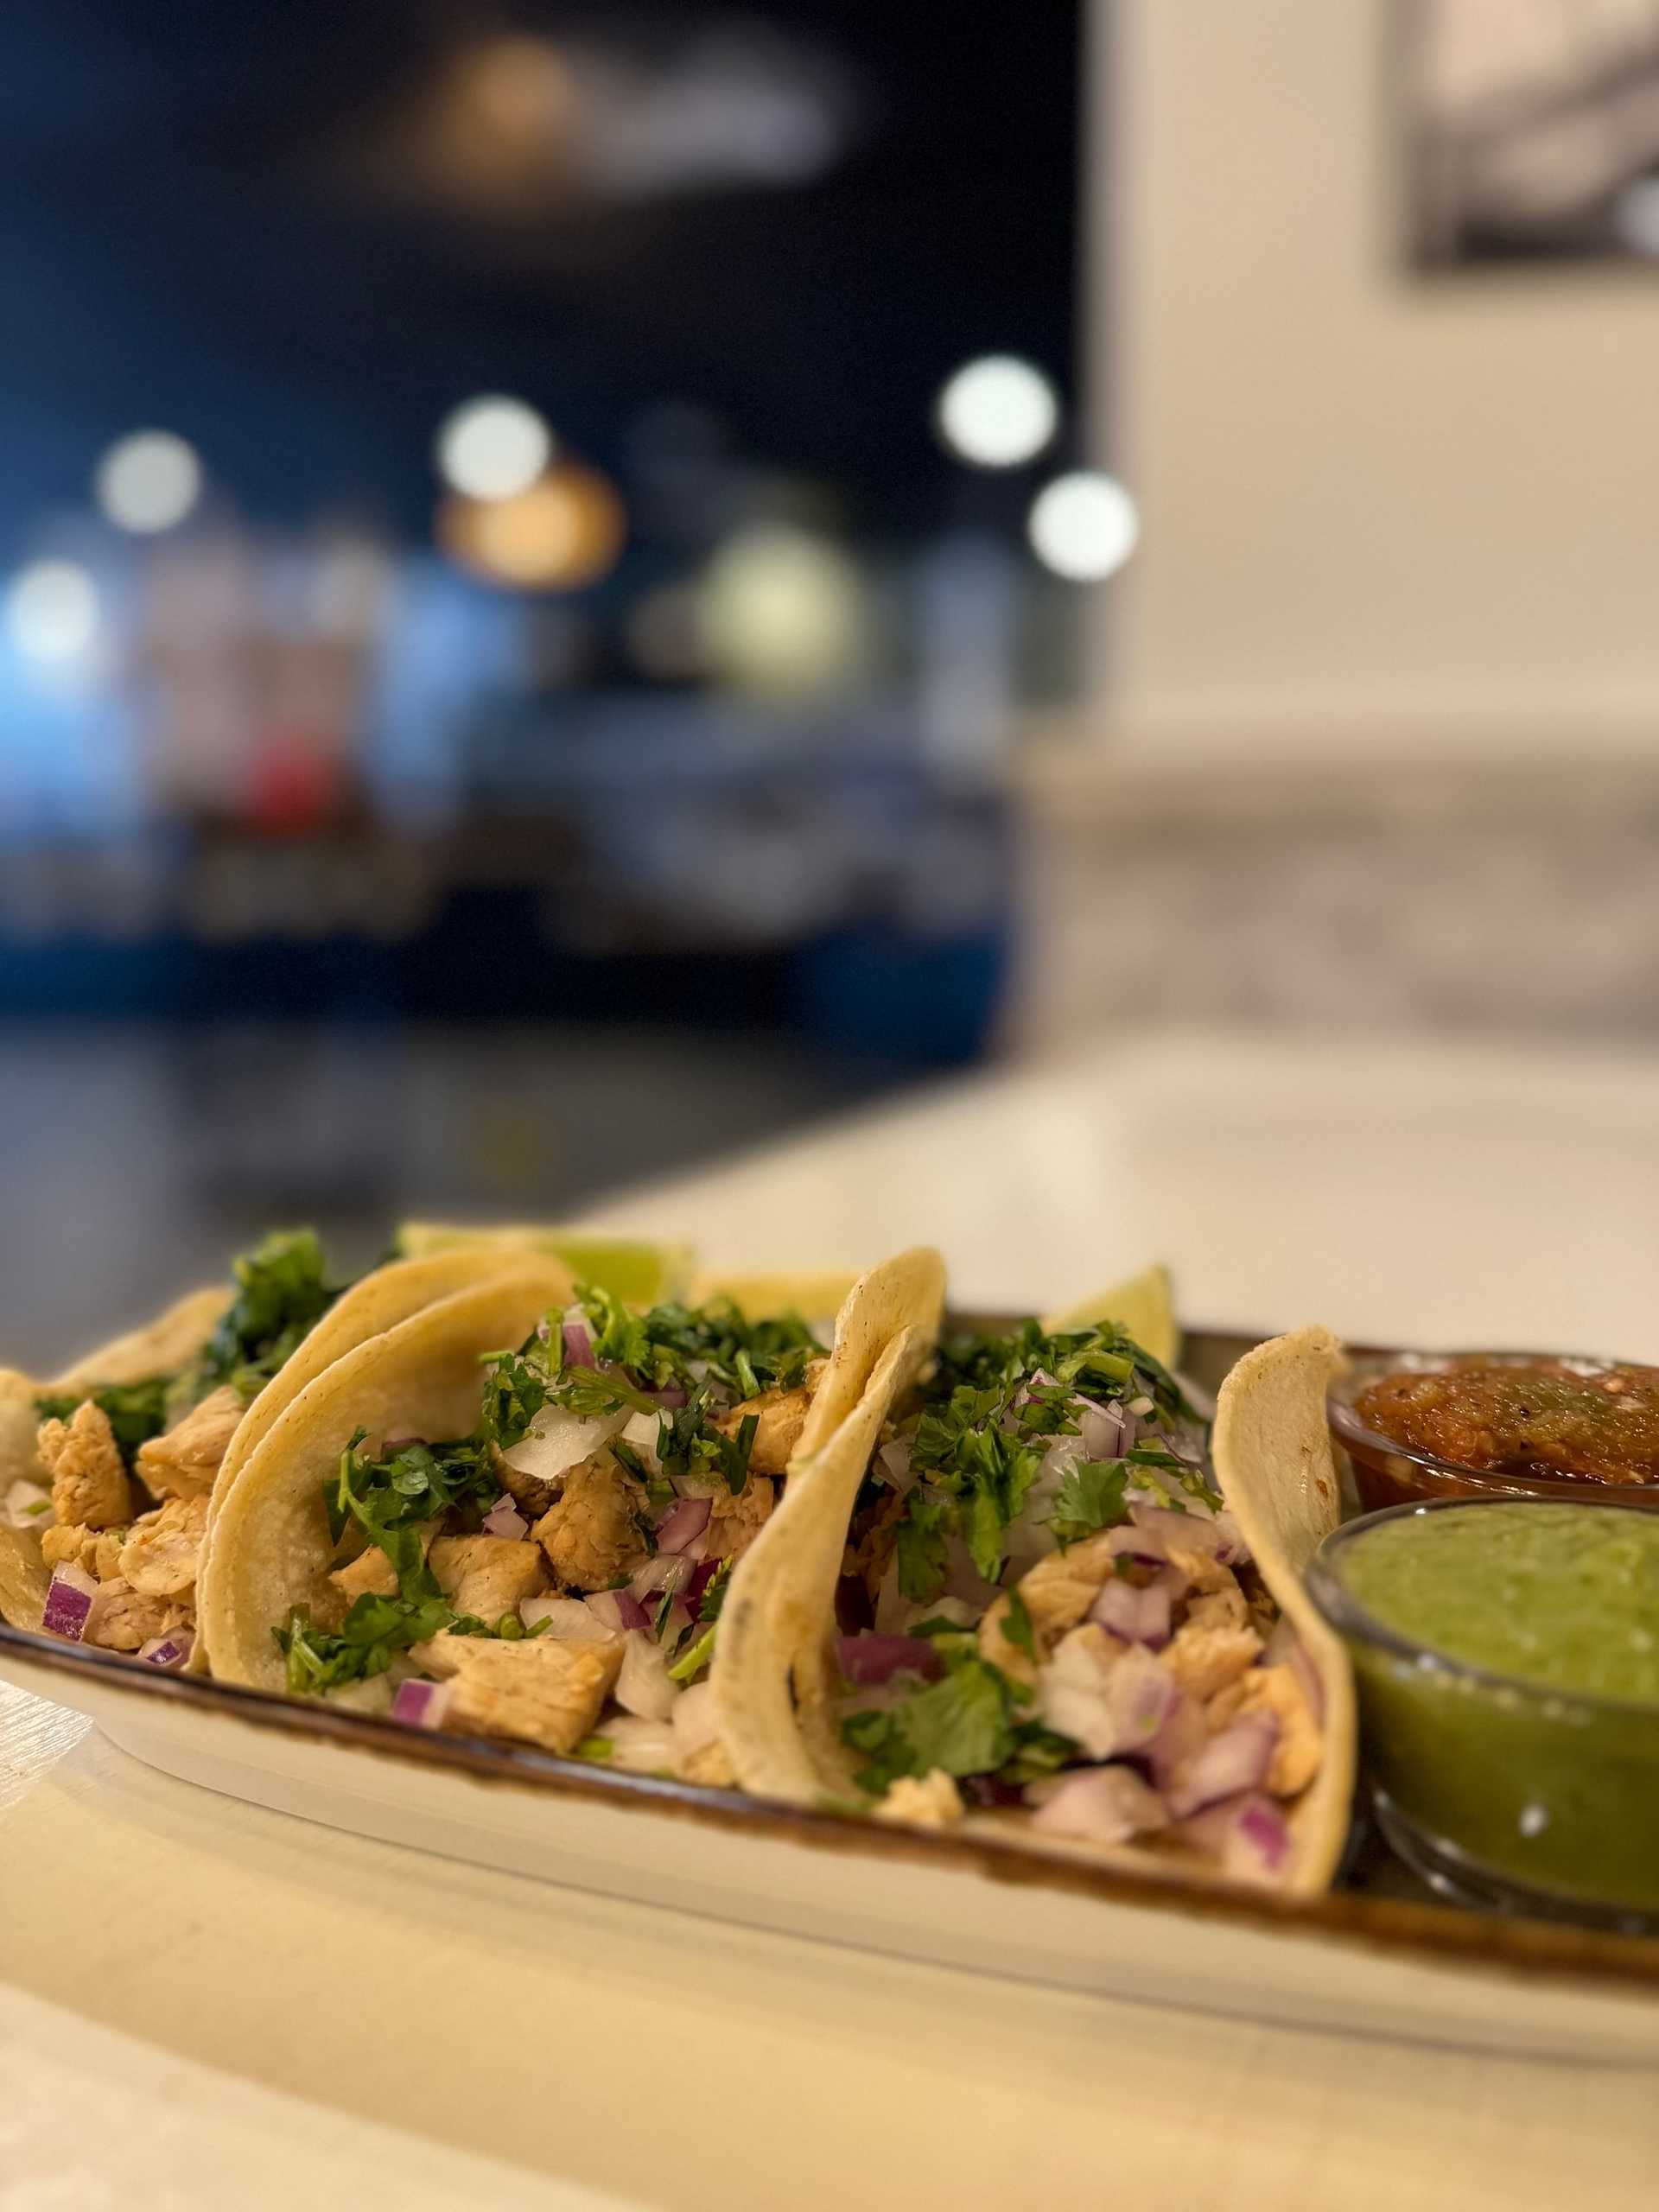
top-left (1028, 1764), bottom-right (1169, 1844)
top-left (1165, 1712), bottom-right (1279, 1818)
top-left (671, 1680), bottom-right (721, 1764)
top-left (620, 1408), bottom-right (664, 1469)
top-left (41, 1564), bottom-right (98, 1641)
top-left (3, 1479), bottom-right (49, 1529)
top-left (521, 1595), bottom-right (620, 1643)
top-left (628, 1554), bottom-right (692, 1604)
top-left (500, 1403), bottom-right (629, 1487)
top-left (656, 1494), bottom-right (712, 1555)
top-left (601, 1715), bottom-right (680, 1774)
top-left (616, 1630), bottom-right (678, 1719)
top-left (1076, 1397), bottom-right (1125, 1460)
top-left (1037, 1636), bottom-right (1173, 1758)
top-left (876, 1439), bottom-right (914, 1491)
top-left (1179, 1790), bottom-right (1292, 1882)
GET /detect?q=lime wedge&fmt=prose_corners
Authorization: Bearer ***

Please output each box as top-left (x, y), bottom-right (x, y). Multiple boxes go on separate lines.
top-left (690, 1267), bottom-right (863, 1329)
top-left (1041, 1263), bottom-right (1179, 1368)
top-left (393, 1224), bottom-right (693, 1306)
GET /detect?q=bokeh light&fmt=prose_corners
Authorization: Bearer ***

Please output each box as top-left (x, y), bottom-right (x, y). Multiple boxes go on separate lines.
top-left (438, 463), bottom-right (626, 589)
top-left (699, 524), bottom-right (866, 697)
top-left (1027, 471), bottom-right (1140, 581)
top-left (935, 355), bottom-right (1058, 469)
top-left (435, 396), bottom-right (555, 501)
top-left (7, 560), bottom-right (99, 661)
top-left (93, 430), bottom-right (203, 534)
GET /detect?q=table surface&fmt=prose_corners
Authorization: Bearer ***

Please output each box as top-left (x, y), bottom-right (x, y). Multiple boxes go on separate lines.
top-left (6, 1030), bottom-right (1659, 2212)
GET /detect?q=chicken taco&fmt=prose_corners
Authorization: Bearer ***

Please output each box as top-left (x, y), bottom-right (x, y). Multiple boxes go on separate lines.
top-left (0, 1233), bottom-right (569, 1659)
top-left (715, 1294), bottom-right (1356, 1894)
top-left (198, 1250), bottom-right (943, 1781)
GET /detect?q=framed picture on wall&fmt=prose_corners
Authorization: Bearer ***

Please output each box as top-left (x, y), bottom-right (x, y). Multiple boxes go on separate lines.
top-left (1402, 0), bottom-right (1659, 266)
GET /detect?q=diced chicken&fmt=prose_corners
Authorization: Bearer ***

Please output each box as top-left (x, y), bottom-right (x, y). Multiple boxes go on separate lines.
top-left (493, 1445), bottom-right (560, 1522)
top-left (328, 1522), bottom-right (438, 1606)
top-left (1185, 1583), bottom-right (1250, 1635)
top-left (680, 1738), bottom-right (737, 1789)
top-left (1164, 1618), bottom-right (1262, 1702)
top-left (875, 1768), bottom-right (965, 1829)
top-left (1215, 1662), bottom-right (1322, 1796)
top-left (136, 1385), bottom-right (243, 1501)
top-left (412, 1632), bottom-right (622, 1754)
top-left (85, 1577), bottom-right (188, 1652)
top-left (429, 1533), bottom-right (548, 1620)
top-left (702, 1474), bottom-right (775, 1563)
top-left (715, 1375), bottom-right (818, 1478)
top-left (533, 1451), bottom-right (649, 1592)
top-left (118, 1495), bottom-right (207, 1599)
top-left (37, 1402), bottom-right (132, 1530)
top-left (978, 1529), bottom-right (1121, 1687)
top-left (41, 1522), bottom-right (124, 1580)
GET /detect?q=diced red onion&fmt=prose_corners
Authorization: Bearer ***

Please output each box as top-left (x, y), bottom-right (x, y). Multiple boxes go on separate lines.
top-left (1090, 1576), bottom-right (1172, 1649)
top-left (656, 1494), bottom-right (712, 1555)
top-left (1129, 1502), bottom-right (1224, 1556)
top-left (1147, 1688), bottom-right (1209, 1789)
top-left (585, 1586), bottom-right (651, 1634)
top-left (522, 1595), bottom-right (619, 1642)
top-left (1166, 1712), bottom-right (1279, 1818)
top-left (628, 1554), bottom-right (693, 1603)
top-left (391, 1678), bottom-right (451, 1730)
top-left (649, 1385), bottom-right (689, 1409)
top-left (382, 1431), bottom-right (426, 1450)
top-left (481, 1493), bottom-right (529, 1541)
top-left (1105, 1525), bottom-right (1169, 1567)
top-left (836, 1632), bottom-right (943, 1687)
top-left (1105, 1641), bottom-right (1177, 1750)
top-left (680, 1558), bottom-right (719, 1616)
top-left (562, 1313), bottom-right (595, 1368)
top-left (617, 1630), bottom-right (678, 1719)
top-left (41, 1564), bottom-right (98, 1642)
top-left (137, 1634), bottom-right (191, 1669)
top-left (1028, 1764), bottom-right (1170, 1845)
top-left (1179, 1790), bottom-right (1292, 1882)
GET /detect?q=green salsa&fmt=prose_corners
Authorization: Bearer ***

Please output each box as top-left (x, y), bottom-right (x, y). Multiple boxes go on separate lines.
top-left (1317, 1501), bottom-right (1659, 1919)
top-left (1340, 1502), bottom-right (1659, 1704)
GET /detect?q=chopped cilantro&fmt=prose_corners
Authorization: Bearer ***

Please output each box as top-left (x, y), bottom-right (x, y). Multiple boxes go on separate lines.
top-left (894, 1491), bottom-right (953, 1604)
top-left (655, 1403), bottom-right (756, 1495)
top-left (842, 1654), bottom-right (1018, 1795)
top-left (195, 1230), bottom-right (341, 1402)
top-left (667, 1622), bottom-right (717, 1681)
top-left (273, 1592), bottom-right (449, 1694)
top-left (327, 1432), bottom-right (497, 1602)
top-left (696, 1556), bottom-right (733, 1624)
top-left (1046, 1459), bottom-right (1131, 1548)
top-left (1002, 1586), bottom-right (1037, 1662)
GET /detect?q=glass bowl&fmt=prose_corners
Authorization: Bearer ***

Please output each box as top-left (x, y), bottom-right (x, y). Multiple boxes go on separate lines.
top-left (1327, 1348), bottom-right (1659, 1514)
top-left (1308, 1498), bottom-right (1659, 1927)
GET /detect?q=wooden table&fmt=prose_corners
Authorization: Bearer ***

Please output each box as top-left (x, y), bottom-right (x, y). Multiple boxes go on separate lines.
top-left (5, 1032), bottom-right (1658, 2209)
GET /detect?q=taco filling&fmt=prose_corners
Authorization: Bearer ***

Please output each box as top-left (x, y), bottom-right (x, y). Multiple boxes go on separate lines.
top-left (829, 1319), bottom-right (1326, 1882)
top-left (12, 1231), bottom-right (342, 1661)
top-left (271, 1283), bottom-right (830, 1779)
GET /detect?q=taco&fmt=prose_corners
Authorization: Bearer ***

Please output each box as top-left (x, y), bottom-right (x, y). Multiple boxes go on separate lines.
top-left (200, 1251), bottom-right (942, 1780)
top-left (715, 1288), bottom-right (1356, 1895)
top-left (2, 1233), bottom-right (561, 1657)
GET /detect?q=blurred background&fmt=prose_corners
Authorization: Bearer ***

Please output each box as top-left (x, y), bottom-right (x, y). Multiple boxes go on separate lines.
top-left (7, 0), bottom-right (1659, 1357)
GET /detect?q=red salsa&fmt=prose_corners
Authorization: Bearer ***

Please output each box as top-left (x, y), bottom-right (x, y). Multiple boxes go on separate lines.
top-left (1354, 1360), bottom-right (1659, 1489)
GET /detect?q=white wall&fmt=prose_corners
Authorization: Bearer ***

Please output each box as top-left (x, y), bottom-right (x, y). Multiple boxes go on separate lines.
top-left (1092, 0), bottom-right (1659, 762)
